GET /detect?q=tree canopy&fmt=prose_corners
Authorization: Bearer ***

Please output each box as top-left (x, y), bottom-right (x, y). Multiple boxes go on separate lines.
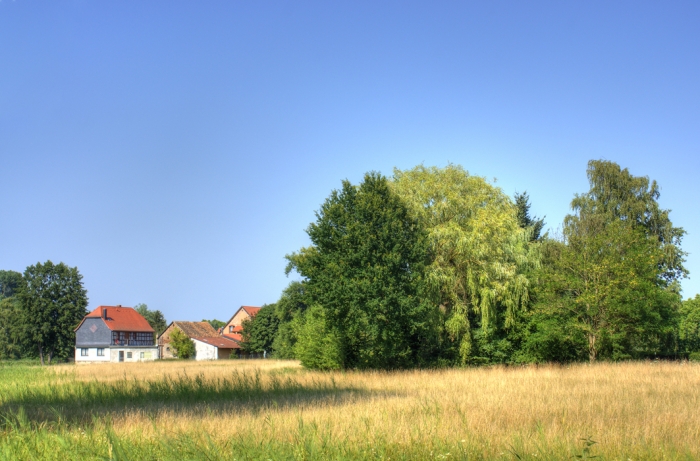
top-left (392, 165), bottom-right (539, 363)
top-left (286, 172), bottom-right (433, 369)
top-left (19, 261), bottom-right (88, 365)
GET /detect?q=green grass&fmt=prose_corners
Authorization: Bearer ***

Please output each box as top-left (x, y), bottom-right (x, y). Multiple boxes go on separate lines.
top-left (1, 361), bottom-right (699, 460)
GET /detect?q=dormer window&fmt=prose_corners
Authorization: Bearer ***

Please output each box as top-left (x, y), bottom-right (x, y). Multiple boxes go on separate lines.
top-left (229, 325), bottom-right (233, 333)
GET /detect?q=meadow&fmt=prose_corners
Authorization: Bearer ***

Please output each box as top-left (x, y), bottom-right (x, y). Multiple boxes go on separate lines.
top-left (1, 360), bottom-right (699, 460)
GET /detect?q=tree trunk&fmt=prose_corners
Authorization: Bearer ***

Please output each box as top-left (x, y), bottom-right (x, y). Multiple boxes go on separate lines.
top-left (38, 343), bottom-right (44, 366)
top-left (588, 333), bottom-right (597, 362)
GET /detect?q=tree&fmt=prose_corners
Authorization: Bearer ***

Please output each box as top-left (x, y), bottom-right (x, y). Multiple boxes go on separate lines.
top-left (202, 319), bottom-right (225, 331)
top-left (514, 191), bottom-right (545, 242)
top-left (286, 172), bottom-right (434, 369)
top-left (530, 161), bottom-right (683, 362)
top-left (0, 270), bottom-right (24, 299)
top-left (0, 271), bottom-right (26, 359)
top-left (134, 303), bottom-right (168, 336)
top-left (169, 328), bottom-right (195, 359)
top-left (679, 295), bottom-right (700, 355)
top-left (391, 165), bottom-right (539, 364)
top-left (293, 304), bottom-right (343, 370)
top-left (537, 221), bottom-right (675, 362)
top-left (570, 160), bottom-right (686, 284)
top-left (18, 261), bottom-right (88, 365)
top-left (271, 281), bottom-right (310, 359)
top-left (241, 304), bottom-right (280, 355)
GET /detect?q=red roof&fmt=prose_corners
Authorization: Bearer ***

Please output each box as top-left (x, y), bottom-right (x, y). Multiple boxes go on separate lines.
top-left (81, 306), bottom-right (154, 332)
top-left (194, 336), bottom-right (241, 349)
top-left (242, 306), bottom-right (261, 316)
top-left (223, 333), bottom-right (243, 342)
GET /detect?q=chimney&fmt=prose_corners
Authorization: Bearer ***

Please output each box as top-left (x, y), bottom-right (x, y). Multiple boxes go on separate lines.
top-left (102, 307), bottom-right (107, 320)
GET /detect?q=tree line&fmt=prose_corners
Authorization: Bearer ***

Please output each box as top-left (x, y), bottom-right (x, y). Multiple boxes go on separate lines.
top-left (241, 160), bottom-right (700, 368)
top-left (0, 263), bottom-right (167, 364)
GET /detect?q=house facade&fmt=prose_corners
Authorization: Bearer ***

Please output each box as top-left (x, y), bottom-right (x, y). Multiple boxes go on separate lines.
top-left (222, 306), bottom-right (261, 342)
top-left (74, 305), bottom-right (158, 362)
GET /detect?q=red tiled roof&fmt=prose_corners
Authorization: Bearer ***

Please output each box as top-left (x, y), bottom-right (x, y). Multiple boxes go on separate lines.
top-left (194, 336), bottom-right (241, 349)
top-left (223, 333), bottom-right (243, 342)
top-left (82, 306), bottom-right (154, 332)
top-left (242, 306), bottom-right (261, 316)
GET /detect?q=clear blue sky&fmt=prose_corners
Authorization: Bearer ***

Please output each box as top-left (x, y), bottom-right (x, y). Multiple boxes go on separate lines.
top-left (1, 1), bottom-right (698, 322)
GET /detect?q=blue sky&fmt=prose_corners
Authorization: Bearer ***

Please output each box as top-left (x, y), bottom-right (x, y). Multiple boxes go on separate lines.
top-left (1, 1), bottom-right (698, 322)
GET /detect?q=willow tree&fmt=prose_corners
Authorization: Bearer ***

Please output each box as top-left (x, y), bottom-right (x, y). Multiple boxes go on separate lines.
top-left (392, 165), bottom-right (539, 363)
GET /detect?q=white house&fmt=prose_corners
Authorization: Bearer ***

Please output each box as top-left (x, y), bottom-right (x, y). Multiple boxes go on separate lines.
top-left (74, 305), bottom-right (158, 363)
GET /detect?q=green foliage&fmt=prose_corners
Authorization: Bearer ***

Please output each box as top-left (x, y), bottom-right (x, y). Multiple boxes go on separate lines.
top-left (0, 270), bottom-right (24, 299)
top-left (241, 304), bottom-right (280, 354)
top-left (679, 295), bottom-right (700, 354)
top-left (392, 165), bottom-right (539, 364)
top-left (293, 304), bottom-right (343, 370)
top-left (18, 261), bottom-right (88, 365)
top-left (286, 172), bottom-right (434, 369)
top-left (202, 318), bottom-right (225, 331)
top-left (134, 303), bottom-right (168, 336)
top-left (0, 271), bottom-right (28, 359)
top-left (530, 161), bottom-right (682, 362)
top-left (570, 160), bottom-right (686, 283)
top-left (270, 281), bottom-right (310, 359)
top-left (169, 328), bottom-right (195, 359)
top-left (514, 191), bottom-right (545, 242)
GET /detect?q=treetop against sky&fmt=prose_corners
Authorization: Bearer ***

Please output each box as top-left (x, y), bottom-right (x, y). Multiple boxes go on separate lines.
top-left (0, 1), bottom-right (698, 321)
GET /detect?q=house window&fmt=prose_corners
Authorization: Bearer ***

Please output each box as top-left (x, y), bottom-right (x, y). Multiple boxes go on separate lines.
top-left (80, 348), bottom-right (88, 356)
top-left (126, 352), bottom-right (132, 359)
top-left (229, 325), bottom-right (233, 333)
top-left (97, 348), bottom-right (104, 356)
top-left (140, 352), bottom-right (145, 359)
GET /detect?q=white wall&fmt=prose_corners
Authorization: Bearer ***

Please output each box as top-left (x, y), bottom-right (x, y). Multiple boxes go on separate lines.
top-left (109, 347), bottom-right (159, 363)
top-left (193, 339), bottom-right (218, 360)
top-left (75, 347), bottom-right (110, 362)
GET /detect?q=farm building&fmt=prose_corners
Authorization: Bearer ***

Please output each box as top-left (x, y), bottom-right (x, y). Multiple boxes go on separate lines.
top-left (158, 321), bottom-right (218, 359)
top-left (192, 336), bottom-right (241, 360)
top-left (74, 305), bottom-right (158, 362)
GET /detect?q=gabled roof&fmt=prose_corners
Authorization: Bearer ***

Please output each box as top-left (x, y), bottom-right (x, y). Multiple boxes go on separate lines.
top-left (224, 305), bottom-right (262, 326)
top-left (242, 306), bottom-right (261, 316)
top-left (193, 336), bottom-right (241, 349)
top-left (76, 306), bottom-right (154, 333)
top-left (168, 321), bottom-right (218, 339)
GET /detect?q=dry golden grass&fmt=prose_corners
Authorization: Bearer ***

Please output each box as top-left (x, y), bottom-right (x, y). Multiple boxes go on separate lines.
top-left (47, 360), bottom-right (700, 459)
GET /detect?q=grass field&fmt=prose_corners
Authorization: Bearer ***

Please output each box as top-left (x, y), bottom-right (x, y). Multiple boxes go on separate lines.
top-left (1, 359), bottom-right (699, 460)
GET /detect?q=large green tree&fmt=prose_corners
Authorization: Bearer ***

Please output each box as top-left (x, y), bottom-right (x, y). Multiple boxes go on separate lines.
top-left (19, 261), bottom-right (88, 365)
top-left (241, 304), bottom-right (280, 355)
top-left (286, 172), bottom-right (434, 369)
top-left (391, 165), bottom-right (539, 364)
top-left (529, 161), bottom-right (683, 362)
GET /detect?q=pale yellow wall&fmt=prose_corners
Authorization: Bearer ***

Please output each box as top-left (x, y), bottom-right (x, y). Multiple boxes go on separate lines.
top-left (224, 309), bottom-right (252, 334)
